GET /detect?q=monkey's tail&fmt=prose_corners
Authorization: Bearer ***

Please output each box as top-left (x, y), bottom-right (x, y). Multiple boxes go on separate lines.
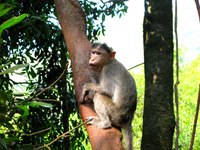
top-left (123, 124), bottom-right (133, 150)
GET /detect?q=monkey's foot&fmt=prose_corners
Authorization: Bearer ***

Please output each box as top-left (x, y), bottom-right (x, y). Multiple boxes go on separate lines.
top-left (86, 116), bottom-right (98, 125)
top-left (86, 116), bottom-right (95, 123)
top-left (86, 116), bottom-right (111, 129)
top-left (96, 122), bottom-right (111, 129)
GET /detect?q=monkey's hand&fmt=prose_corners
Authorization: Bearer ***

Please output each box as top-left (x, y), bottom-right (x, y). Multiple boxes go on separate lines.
top-left (80, 84), bottom-right (89, 104)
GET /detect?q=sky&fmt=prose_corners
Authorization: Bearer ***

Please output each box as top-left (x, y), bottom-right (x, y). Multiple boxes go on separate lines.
top-left (100, 0), bottom-right (200, 69)
top-left (10, 0), bottom-right (200, 91)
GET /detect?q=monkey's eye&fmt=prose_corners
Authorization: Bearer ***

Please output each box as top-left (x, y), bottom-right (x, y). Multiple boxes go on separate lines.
top-left (91, 51), bottom-right (101, 55)
top-left (96, 52), bottom-right (101, 55)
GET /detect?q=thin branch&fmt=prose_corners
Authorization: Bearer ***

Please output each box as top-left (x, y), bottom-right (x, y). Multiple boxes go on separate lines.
top-left (25, 128), bottom-right (51, 136)
top-left (33, 119), bottom-right (92, 150)
top-left (28, 63), bottom-right (68, 101)
top-left (128, 62), bottom-right (144, 71)
top-left (189, 85), bottom-right (200, 150)
top-left (44, 144), bottom-right (51, 150)
top-left (105, 0), bottom-right (128, 3)
top-left (194, 0), bottom-right (200, 22)
top-left (100, 0), bottom-right (128, 12)
top-left (10, 78), bottom-right (36, 84)
top-left (33, 98), bottom-right (60, 103)
top-left (174, 0), bottom-right (180, 149)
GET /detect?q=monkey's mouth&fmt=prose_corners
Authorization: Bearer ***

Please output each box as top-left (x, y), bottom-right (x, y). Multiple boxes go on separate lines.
top-left (89, 64), bottom-right (99, 71)
top-left (89, 64), bottom-right (96, 67)
top-left (90, 64), bottom-right (98, 69)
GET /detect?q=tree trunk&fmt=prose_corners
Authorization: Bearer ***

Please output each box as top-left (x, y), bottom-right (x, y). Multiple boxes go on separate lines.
top-left (54, 0), bottom-right (124, 149)
top-left (142, 0), bottom-right (175, 149)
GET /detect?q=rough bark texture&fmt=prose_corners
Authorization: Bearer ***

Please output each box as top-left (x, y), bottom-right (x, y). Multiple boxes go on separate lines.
top-left (54, 0), bottom-right (124, 149)
top-left (142, 0), bottom-right (175, 149)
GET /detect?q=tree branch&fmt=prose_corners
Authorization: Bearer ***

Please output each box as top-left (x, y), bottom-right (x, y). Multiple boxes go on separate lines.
top-left (189, 85), bottom-right (200, 150)
top-left (25, 127), bottom-right (51, 136)
top-left (28, 63), bottom-right (68, 101)
top-left (194, 0), bottom-right (200, 22)
top-left (34, 119), bottom-right (91, 150)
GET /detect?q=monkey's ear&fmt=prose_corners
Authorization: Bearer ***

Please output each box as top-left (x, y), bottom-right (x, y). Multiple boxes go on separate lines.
top-left (110, 51), bottom-right (116, 59)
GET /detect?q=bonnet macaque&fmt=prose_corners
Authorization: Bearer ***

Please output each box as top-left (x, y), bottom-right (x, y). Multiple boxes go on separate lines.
top-left (81, 43), bottom-right (137, 150)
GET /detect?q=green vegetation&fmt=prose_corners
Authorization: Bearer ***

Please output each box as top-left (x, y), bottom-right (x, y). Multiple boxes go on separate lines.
top-left (178, 55), bottom-right (200, 150)
top-left (0, 0), bottom-right (128, 149)
top-left (0, 3), bottom-right (28, 42)
top-left (130, 53), bottom-right (200, 149)
top-left (0, 0), bottom-right (199, 149)
top-left (130, 66), bottom-right (144, 150)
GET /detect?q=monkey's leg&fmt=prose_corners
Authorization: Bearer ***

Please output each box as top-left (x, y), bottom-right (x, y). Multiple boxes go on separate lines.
top-left (89, 93), bottom-right (115, 129)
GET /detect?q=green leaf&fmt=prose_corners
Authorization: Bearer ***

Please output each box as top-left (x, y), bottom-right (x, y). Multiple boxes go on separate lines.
top-left (0, 138), bottom-right (7, 149)
top-left (30, 67), bottom-right (36, 78)
top-left (0, 64), bottom-right (28, 75)
top-left (0, 13), bottom-right (28, 36)
top-left (0, 62), bottom-right (11, 69)
top-left (20, 106), bottom-right (29, 117)
top-left (27, 101), bottom-right (53, 108)
top-left (0, 4), bottom-right (5, 11)
top-left (0, 7), bottom-right (13, 17)
top-left (102, 13), bottom-right (105, 21)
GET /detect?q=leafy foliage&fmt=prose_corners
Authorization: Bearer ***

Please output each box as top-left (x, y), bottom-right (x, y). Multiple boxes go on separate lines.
top-left (0, 64), bottom-right (28, 75)
top-left (0, 3), bottom-right (28, 43)
top-left (130, 52), bottom-right (200, 150)
top-left (177, 55), bottom-right (200, 150)
top-left (1, 0), bottom-right (199, 149)
top-left (0, 0), bottom-right (128, 149)
top-left (80, 0), bottom-right (128, 41)
top-left (130, 66), bottom-right (144, 149)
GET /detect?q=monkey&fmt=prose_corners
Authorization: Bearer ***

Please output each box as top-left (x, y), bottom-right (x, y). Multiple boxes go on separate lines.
top-left (81, 43), bottom-right (137, 150)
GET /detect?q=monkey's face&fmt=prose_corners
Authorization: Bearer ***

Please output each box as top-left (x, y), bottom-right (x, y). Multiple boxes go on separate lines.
top-left (89, 48), bottom-right (111, 72)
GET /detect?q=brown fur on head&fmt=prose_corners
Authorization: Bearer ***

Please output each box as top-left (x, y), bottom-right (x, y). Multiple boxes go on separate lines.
top-left (92, 43), bottom-right (113, 53)
top-left (90, 43), bottom-right (116, 72)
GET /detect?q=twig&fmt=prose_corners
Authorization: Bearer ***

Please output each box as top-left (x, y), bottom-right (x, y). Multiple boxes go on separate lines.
top-left (28, 63), bottom-right (68, 101)
top-left (128, 63), bottom-right (144, 71)
top-left (105, 0), bottom-right (128, 3)
top-left (33, 98), bottom-right (60, 103)
top-left (194, 0), bottom-right (200, 22)
top-left (100, 0), bottom-right (128, 12)
top-left (33, 119), bottom-right (92, 150)
top-left (189, 85), bottom-right (200, 150)
top-left (25, 128), bottom-right (51, 136)
top-left (174, 0), bottom-right (180, 149)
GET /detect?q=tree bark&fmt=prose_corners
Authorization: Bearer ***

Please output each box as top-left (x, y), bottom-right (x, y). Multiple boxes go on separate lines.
top-left (142, 0), bottom-right (175, 149)
top-left (54, 0), bottom-right (124, 149)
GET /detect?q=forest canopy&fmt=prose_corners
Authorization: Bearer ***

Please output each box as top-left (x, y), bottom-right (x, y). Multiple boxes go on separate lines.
top-left (0, 0), bottom-right (199, 150)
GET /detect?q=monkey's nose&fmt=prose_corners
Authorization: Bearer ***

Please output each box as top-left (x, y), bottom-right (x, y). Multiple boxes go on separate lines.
top-left (89, 59), bottom-right (94, 64)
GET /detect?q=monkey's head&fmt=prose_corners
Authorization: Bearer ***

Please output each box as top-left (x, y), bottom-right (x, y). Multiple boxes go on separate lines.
top-left (89, 43), bottom-right (116, 72)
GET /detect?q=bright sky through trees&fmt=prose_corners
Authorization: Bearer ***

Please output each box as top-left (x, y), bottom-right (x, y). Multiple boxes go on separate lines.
top-left (100, 0), bottom-right (200, 69)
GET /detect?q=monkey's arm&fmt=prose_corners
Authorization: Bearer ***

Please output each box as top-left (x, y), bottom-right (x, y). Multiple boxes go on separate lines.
top-left (81, 83), bottom-right (111, 102)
